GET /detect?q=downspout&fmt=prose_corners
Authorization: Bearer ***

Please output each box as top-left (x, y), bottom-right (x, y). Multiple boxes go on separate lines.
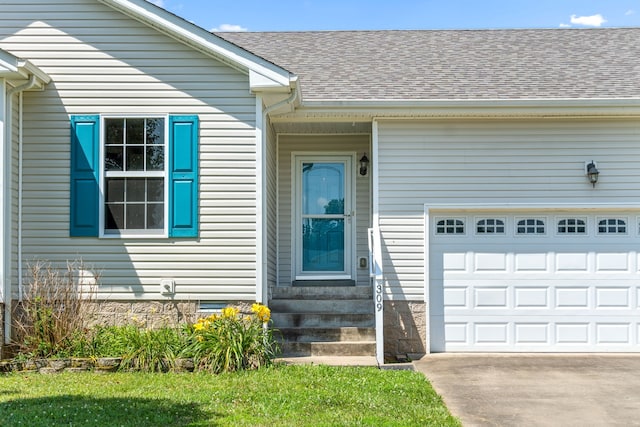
top-left (4, 75), bottom-right (37, 344)
top-left (257, 85), bottom-right (298, 305)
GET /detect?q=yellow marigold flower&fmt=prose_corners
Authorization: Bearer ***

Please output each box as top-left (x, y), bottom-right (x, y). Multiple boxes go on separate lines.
top-left (193, 322), bottom-right (205, 331)
top-left (222, 306), bottom-right (239, 318)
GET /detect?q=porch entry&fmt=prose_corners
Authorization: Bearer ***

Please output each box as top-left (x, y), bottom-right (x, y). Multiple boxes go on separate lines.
top-left (294, 155), bottom-right (354, 281)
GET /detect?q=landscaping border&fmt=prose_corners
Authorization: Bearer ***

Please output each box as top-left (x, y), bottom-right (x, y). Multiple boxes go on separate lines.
top-left (0, 357), bottom-right (196, 374)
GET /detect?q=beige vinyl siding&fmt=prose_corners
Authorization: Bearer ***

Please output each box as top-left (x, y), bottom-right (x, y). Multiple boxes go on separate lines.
top-left (1, 0), bottom-right (258, 301)
top-left (377, 118), bottom-right (640, 300)
top-left (265, 119), bottom-right (278, 291)
top-left (278, 134), bottom-right (371, 287)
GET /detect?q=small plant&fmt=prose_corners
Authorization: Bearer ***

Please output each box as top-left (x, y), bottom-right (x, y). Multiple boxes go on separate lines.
top-left (90, 324), bottom-right (186, 372)
top-left (183, 303), bottom-right (279, 373)
top-left (12, 260), bottom-right (97, 358)
top-left (118, 325), bottom-right (186, 372)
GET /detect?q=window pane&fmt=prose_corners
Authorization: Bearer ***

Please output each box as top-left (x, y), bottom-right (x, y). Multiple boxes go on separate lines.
top-left (302, 218), bottom-right (344, 271)
top-left (126, 178), bottom-right (145, 202)
top-left (105, 119), bottom-right (124, 145)
top-left (147, 203), bottom-right (164, 229)
top-left (106, 178), bottom-right (124, 202)
top-left (302, 163), bottom-right (344, 215)
top-left (126, 119), bottom-right (144, 145)
top-left (146, 118), bottom-right (165, 145)
top-left (126, 146), bottom-right (144, 171)
top-left (147, 178), bottom-right (164, 202)
top-left (126, 204), bottom-right (145, 229)
top-left (146, 146), bottom-right (165, 171)
top-left (106, 204), bottom-right (124, 230)
top-left (105, 146), bottom-right (123, 171)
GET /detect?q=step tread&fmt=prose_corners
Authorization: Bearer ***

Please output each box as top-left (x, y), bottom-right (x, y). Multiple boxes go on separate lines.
top-left (278, 326), bottom-right (376, 342)
top-left (281, 341), bottom-right (376, 357)
top-left (272, 286), bottom-right (373, 300)
top-left (269, 299), bottom-right (373, 314)
top-left (271, 313), bottom-right (374, 328)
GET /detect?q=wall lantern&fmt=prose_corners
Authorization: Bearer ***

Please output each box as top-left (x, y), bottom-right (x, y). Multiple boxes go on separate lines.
top-left (585, 161), bottom-right (599, 187)
top-left (359, 153), bottom-right (370, 176)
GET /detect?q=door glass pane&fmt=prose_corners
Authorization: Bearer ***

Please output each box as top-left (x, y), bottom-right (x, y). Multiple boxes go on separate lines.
top-left (302, 218), bottom-right (345, 271)
top-left (302, 163), bottom-right (344, 215)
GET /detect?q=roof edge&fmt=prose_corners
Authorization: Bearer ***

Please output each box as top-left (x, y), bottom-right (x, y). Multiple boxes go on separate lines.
top-left (97, 0), bottom-right (293, 91)
top-left (270, 98), bottom-right (640, 121)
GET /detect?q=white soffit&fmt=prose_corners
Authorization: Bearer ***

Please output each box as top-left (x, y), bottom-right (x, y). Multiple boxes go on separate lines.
top-left (98, 0), bottom-right (293, 92)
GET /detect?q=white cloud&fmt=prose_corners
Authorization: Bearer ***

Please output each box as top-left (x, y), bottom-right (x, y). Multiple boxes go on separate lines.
top-left (626, 9), bottom-right (636, 16)
top-left (559, 23), bottom-right (571, 28)
top-left (570, 14), bottom-right (607, 27)
top-left (211, 24), bottom-right (248, 32)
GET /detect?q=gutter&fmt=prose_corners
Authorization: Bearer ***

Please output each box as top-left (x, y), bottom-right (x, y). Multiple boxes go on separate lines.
top-left (4, 74), bottom-right (39, 345)
top-left (272, 97), bottom-right (640, 122)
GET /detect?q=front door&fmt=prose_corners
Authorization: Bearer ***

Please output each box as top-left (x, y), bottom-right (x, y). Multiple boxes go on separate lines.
top-left (294, 155), bottom-right (353, 280)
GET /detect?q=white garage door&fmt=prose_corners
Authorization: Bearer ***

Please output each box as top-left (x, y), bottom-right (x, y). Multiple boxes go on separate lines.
top-left (429, 210), bottom-right (640, 352)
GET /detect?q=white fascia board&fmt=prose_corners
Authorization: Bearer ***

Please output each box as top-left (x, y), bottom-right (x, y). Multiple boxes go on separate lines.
top-left (98, 0), bottom-right (291, 91)
top-left (0, 50), bottom-right (50, 86)
top-left (294, 98), bottom-right (640, 118)
top-left (0, 50), bottom-right (20, 75)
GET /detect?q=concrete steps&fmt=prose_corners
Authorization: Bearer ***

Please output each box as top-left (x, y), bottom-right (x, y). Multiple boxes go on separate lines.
top-left (270, 286), bottom-right (375, 357)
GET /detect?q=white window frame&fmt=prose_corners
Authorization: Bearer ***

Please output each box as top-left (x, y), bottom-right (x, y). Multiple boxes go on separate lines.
top-left (475, 217), bottom-right (506, 235)
top-left (596, 217), bottom-right (628, 235)
top-left (99, 114), bottom-right (169, 238)
top-left (515, 217), bottom-right (547, 236)
top-left (556, 217), bottom-right (588, 236)
top-left (434, 217), bottom-right (466, 236)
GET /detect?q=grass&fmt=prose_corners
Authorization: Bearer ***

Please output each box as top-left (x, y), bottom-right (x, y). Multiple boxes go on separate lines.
top-left (0, 364), bottom-right (460, 426)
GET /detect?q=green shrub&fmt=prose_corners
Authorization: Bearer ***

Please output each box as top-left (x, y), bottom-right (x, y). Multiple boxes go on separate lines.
top-left (182, 303), bottom-right (279, 373)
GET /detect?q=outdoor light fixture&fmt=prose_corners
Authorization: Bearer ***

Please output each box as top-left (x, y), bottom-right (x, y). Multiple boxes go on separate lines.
top-left (359, 153), bottom-right (370, 176)
top-left (585, 161), bottom-right (599, 187)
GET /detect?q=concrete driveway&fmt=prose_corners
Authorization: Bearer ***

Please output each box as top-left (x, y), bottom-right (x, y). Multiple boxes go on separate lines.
top-left (413, 354), bottom-right (640, 427)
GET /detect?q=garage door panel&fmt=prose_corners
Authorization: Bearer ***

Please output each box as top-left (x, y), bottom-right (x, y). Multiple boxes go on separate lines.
top-left (431, 211), bottom-right (640, 352)
top-left (596, 288), bottom-right (630, 308)
top-left (514, 287), bottom-right (549, 308)
top-left (474, 253), bottom-right (508, 271)
top-left (596, 253), bottom-right (631, 271)
top-left (515, 323), bottom-right (549, 344)
top-left (475, 287), bottom-right (508, 307)
top-left (515, 253), bottom-right (548, 271)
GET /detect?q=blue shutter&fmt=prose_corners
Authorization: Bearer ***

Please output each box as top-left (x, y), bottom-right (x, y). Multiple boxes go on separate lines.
top-left (69, 115), bottom-right (100, 237)
top-left (169, 115), bottom-right (199, 238)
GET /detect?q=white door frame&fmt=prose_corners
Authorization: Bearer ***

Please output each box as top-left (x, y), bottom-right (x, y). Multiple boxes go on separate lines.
top-left (292, 153), bottom-right (356, 281)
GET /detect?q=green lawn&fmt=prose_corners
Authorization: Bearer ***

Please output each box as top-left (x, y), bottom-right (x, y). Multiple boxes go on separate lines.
top-left (0, 364), bottom-right (460, 426)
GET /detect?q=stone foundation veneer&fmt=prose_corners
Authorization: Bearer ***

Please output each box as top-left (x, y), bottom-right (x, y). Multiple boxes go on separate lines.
top-left (89, 301), bottom-right (200, 328)
top-left (383, 300), bottom-right (427, 359)
top-left (88, 300), bottom-right (258, 328)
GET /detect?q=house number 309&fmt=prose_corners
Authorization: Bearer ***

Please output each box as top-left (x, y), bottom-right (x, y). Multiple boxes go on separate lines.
top-left (375, 283), bottom-right (383, 312)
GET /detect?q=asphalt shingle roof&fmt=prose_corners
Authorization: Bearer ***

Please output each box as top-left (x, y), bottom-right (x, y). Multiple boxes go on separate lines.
top-left (217, 28), bottom-right (640, 101)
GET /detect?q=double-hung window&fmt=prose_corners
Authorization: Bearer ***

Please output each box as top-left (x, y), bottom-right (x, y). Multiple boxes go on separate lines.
top-left (103, 118), bottom-right (166, 235)
top-left (70, 115), bottom-right (199, 238)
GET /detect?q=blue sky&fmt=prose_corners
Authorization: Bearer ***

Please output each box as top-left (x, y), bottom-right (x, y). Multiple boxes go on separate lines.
top-left (146, 0), bottom-right (640, 32)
